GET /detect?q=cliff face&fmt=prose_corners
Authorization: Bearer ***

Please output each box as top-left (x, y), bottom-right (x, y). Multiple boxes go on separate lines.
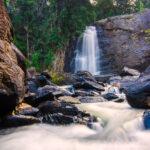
top-left (95, 9), bottom-right (150, 73)
top-left (64, 9), bottom-right (150, 74)
top-left (0, 2), bottom-right (25, 117)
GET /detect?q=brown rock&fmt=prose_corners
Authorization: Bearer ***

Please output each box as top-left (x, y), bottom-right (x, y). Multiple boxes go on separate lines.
top-left (59, 96), bottom-right (81, 104)
top-left (0, 2), bottom-right (25, 117)
top-left (0, 2), bottom-right (12, 42)
top-left (15, 103), bottom-right (39, 116)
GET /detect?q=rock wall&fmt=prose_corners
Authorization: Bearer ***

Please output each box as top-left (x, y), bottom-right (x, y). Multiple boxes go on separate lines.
top-left (0, 2), bottom-right (25, 117)
top-left (64, 9), bottom-right (150, 74)
top-left (95, 9), bottom-right (150, 73)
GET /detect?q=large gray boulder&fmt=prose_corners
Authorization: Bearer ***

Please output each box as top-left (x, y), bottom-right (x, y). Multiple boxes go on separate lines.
top-left (95, 9), bottom-right (150, 73)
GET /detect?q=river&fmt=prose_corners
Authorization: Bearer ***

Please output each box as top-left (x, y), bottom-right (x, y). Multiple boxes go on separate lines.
top-left (0, 102), bottom-right (149, 150)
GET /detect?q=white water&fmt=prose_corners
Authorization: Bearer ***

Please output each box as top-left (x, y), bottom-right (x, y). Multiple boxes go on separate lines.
top-left (1, 102), bottom-right (150, 150)
top-left (75, 26), bottom-right (100, 75)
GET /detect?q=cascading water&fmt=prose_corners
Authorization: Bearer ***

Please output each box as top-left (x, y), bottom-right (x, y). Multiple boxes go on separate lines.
top-left (0, 102), bottom-right (148, 150)
top-left (75, 26), bottom-right (101, 75)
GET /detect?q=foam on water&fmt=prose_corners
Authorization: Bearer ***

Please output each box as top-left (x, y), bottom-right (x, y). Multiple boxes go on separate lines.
top-left (0, 102), bottom-right (149, 150)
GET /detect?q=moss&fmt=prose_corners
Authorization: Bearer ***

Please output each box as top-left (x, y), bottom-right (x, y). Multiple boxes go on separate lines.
top-left (144, 29), bottom-right (150, 35)
top-left (50, 72), bottom-right (65, 85)
top-left (144, 29), bottom-right (150, 43)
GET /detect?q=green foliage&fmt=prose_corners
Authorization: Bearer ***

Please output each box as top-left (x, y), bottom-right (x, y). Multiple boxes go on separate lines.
top-left (6, 0), bottom-right (150, 72)
top-left (135, 0), bottom-right (145, 12)
top-left (31, 51), bottom-right (41, 71)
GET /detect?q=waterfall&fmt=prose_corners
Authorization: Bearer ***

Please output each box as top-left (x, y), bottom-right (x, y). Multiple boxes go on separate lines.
top-left (75, 26), bottom-right (101, 75)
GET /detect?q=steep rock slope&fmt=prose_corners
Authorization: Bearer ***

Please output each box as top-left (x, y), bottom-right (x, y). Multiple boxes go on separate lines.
top-left (0, 2), bottom-right (25, 117)
top-left (95, 9), bottom-right (150, 73)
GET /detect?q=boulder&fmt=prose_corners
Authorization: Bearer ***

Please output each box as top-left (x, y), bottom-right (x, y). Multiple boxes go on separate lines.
top-left (15, 103), bottom-right (39, 116)
top-left (58, 96), bottom-right (81, 104)
top-left (42, 113), bottom-right (75, 125)
top-left (0, 3), bottom-right (25, 117)
top-left (75, 71), bottom-right (96, 82)
top-left (74, 80), bottom-right (105, 91)
top-left (74, 89), bottom-right (100, 97)
top-left (123, 75), bottom-right (150, 108)
top-left (38, 101), bottom-right (61, 115)
top-left (27, 79), bottom-right (38, 93)
top-left (95, 74), bottom-right (115, 83)
top-left (120, 66), bottom-right (140, 76)
top-left (78, 96), bottom-right (106, 103)
top-left (0, 115), bottom-right (40, 128)
top-left (0, 40), bottom-right (25, 117)
top-left (36, 74), bottom-right (51, 87)
top-left (37, 85), bottom-right (72, 98)
top-left (95, 10), bottom-right (150, 72)
top-left (143, 111), bottom-right (150, 129)
top-left (141, 65), bottom-right (150, 77)
top-left (103, 93), bottom-right (119, 100)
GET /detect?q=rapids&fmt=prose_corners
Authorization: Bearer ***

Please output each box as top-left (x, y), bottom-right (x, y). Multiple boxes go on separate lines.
top-left (0, 102), bottom-right (149, 150)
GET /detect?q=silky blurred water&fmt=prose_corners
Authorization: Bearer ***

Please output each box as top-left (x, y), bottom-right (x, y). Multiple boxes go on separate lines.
top-left (0, 102), bottom-right (150, 150)
top-left (75, 26), bottom-right (101, 75)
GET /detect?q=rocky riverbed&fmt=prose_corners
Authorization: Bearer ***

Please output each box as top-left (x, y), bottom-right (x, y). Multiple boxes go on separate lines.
top-left (0, 66), bottom-right (150, 130)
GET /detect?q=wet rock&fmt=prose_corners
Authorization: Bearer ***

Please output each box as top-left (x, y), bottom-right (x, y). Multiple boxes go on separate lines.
top-left (103, 93), bottom-right (119, 100)
top-left (75, 71), bottom-right (96, 82)
top-left (24, 93), bottom-right (36, 106)
top-left (102, 93), bottom-right (124, 103)
top-left (74, 90), bottom-right (100, 97)
top-left (0, 115), bottom-right (40, 128)
top-left (15, 103), bottom-right (39, 116)
top-left (59, 96), bottom-right (81, 104)
top-left (123, 75), bottom-right (150, 108)
top-left (24, 90), bottom-right (55, 107)
top-left (95, 74), bottom-right (115, 83)
top-left (141, 65), bottom-right (150, 77)
top-left (60, 106), bottom-right (79, 116)
top-left (0, 90), bottom-right (18, 117)
top-left (36, 75), bottom-right (51, 87)
top-left (38, 100), bottom-right (81, 117)
top-left (27, 79), bottom-right (38, 93)
top-left (42, 113), bottom-right (75, 125)
top-left (109, 76), bottom-right (122, 83)
top-left (143, 111), bottom-right (150, 129)
top-left (74, 80), bottom-right (105, 91)
top-left (78, 96), bottom-right (106, 103)
top-left (27, 73), bottom-right (53, 94)
top-left (41, 71), bottom-right (52, 80)
top-left (38, 101), bottom-right (61, 114)
top-left (24, 85), bottom-right (71, 107)
top-left (37, 85), bottom-right (72, 98)
top-left (120, 66), bottom-right (140, 77)
top-left (122, 76), bottom-right (139, 82)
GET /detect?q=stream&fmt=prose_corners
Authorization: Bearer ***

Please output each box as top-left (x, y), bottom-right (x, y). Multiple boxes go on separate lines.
top-left (0, 102), bottom-right (149, 150)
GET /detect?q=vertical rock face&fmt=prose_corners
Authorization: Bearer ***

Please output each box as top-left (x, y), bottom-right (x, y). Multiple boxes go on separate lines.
top-left (95, 9), bottom-right (150, 73)
top-left (0, 2), bottom-right (25, 117)
top-left (64, 10), bottom-right (150, 74)
top-left (0, 1), bottom-right (12, 42)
